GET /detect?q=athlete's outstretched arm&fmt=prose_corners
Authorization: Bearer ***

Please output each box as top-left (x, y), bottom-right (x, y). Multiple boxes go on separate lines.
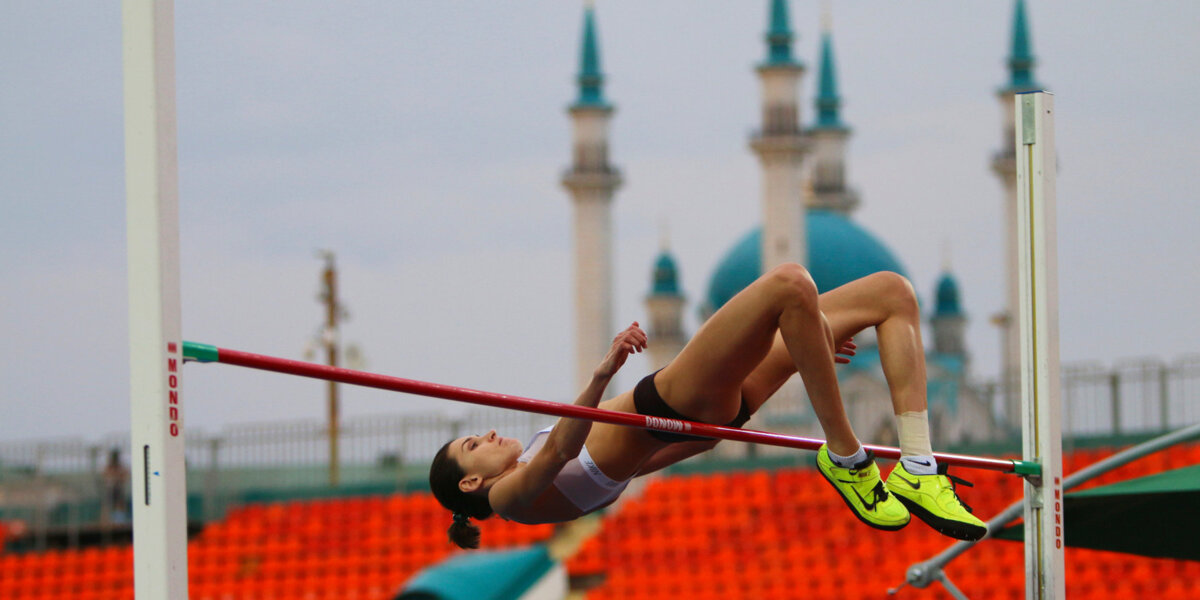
top-left (489, 323), bottom-right (647, 514)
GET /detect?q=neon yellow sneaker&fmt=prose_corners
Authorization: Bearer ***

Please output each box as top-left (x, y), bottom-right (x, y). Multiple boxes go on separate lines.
top-left (885, 462), bottom-right (987, 541)
top-left (816, 444), bottom-right (910, 531)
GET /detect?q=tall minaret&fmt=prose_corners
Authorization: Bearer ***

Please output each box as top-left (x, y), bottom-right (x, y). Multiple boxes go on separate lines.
top-left (990, 0), bottom-right (1041, 422)
top-left (751, 0), bottom-right (810, 270)
top-left (562, 5), bottom-right (622, 391)
top-left (644, 240), bottom-right (686, 371)
top-left (806, 13), bottom-right (859, 215)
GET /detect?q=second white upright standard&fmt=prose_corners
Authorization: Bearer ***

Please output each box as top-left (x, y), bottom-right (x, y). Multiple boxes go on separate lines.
top-left (1014, 91), bottom-right (1065, 600)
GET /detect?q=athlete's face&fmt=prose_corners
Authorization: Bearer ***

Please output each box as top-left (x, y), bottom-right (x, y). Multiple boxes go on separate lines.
top-left (451, 430), bottom-right (522, 494)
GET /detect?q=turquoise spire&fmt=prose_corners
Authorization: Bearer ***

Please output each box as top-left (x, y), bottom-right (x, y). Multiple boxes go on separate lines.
top-left (650, 251), bottom-right (682, 296)
top-left (762, 0), bottom-right (801, 67)
top-left (814, 31), bottom-right (846, 130)
top-left (935, 271), bottom-right (963, 317)
top-left (1006, 0), bottom-right (1040, 91)
top-left (574, 6), bottom-right (609, 109)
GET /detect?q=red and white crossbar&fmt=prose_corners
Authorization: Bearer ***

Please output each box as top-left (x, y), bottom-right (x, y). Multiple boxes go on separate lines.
top-left (183, 341), bottom-right (1036, 475)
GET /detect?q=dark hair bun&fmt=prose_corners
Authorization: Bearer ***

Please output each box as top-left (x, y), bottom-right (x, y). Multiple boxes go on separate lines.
top-left (448, 515), bottom-right (481, 549)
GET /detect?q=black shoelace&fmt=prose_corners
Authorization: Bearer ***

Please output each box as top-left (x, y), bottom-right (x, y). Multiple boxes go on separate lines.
top-left (869, 481), bottom-right (891, 504)
top-left (945, 473), bottom-right (975, 513)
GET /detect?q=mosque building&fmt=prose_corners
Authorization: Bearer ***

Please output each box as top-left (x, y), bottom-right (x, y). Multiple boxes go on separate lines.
top-left (566, 1), bottom-right (1042, 449)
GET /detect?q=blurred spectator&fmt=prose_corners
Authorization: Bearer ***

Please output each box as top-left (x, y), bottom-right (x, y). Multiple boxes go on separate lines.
top-left (101, 448), bottom-right (129, 525)
top-left (0, 519), bottom-right (28, 552)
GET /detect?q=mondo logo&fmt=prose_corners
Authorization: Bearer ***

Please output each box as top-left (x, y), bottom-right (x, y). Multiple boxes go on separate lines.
top-left (166, 342), bottom-right (181, 437)
top-left (1053, 477), bottom-right (1063, 549)
top-left (644, 416), bottom-right (689, 433)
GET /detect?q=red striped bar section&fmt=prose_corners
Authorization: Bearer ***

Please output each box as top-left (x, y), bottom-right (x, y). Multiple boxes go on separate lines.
top-left (183, 341), bottom-right (1030, 475)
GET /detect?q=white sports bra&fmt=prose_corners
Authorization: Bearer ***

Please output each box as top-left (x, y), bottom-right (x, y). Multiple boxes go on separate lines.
top-left (517, 427), bottom-right (629, 513)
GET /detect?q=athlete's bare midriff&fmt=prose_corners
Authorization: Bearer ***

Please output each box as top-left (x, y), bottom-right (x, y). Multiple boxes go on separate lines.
top-left (500, 390), bottom-right (667, 524)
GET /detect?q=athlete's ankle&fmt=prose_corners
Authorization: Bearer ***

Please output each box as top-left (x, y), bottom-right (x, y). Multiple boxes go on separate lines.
top-left (827, 443), bottom-right (868, 469)
top-left (900, 455), bottom-right (937, 475)
top-left (896, 410), bottom-right (933, 456)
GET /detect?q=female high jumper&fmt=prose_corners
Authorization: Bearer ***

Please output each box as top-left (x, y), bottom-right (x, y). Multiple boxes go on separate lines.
top-left (429, 265), bottom-right (987, 548)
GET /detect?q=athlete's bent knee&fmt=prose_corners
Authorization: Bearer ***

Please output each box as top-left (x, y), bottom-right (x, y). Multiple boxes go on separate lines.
top-left (767, 263), bottom-right (818, 306)
top-left (871, 271), bottom-right (919, 316)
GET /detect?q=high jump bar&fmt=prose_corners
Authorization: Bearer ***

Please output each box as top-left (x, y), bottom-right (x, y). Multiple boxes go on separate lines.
top-left (183, 341), bottom-right (1037, 476)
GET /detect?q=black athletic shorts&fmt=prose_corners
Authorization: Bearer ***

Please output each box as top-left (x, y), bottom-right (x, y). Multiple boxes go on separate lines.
top-left (632, 370), bottom-right (751, 443)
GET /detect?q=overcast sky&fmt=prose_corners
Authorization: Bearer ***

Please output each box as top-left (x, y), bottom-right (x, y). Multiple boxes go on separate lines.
top-left (3, 2), bottom-right (1199, 443)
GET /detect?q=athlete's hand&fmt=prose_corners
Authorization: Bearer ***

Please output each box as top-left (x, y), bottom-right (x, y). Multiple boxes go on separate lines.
top-left (595, 322), bottom-right (647, 379)
top-left (834, 338), bottom-right (857, 365)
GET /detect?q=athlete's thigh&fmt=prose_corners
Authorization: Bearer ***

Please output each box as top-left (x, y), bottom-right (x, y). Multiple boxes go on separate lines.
top-left (655, 274), bottom-right (783, 421)
top-left (738, 332), bottom-right (795, 414)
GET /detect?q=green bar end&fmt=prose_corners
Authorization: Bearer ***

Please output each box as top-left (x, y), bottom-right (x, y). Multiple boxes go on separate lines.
top-left (1012, 459), bottom-right (1042, 477)
top-left (183, 341), bottom-right (219, 363)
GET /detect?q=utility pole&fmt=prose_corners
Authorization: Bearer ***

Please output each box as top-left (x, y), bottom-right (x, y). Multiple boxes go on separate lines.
top-left (318, 251), bottom-right (341, 487)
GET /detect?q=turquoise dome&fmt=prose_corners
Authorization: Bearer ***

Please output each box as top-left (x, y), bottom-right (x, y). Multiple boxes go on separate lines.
top-left (650, 251), bottom-right (682, 296)
top-left (935, 271), bottom-right (963, 317)
top-left (705, 209), bottom-right (909, 314)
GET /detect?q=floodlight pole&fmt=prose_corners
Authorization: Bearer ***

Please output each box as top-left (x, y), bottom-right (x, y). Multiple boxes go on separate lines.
top-left (1015, 91), bottom-right (1065, 600)
top-left (124, 0), bottom-right (188, 598)
top-left (319, 251), bottom-right (341, 487)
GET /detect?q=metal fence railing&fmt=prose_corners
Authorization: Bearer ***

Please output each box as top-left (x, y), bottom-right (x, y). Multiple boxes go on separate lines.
top-left (975, 355), bottom-right (1200, 437)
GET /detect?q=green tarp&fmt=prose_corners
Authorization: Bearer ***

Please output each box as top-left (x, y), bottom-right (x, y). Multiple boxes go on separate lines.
top-left (397, 545), bottom-right (555, 600)
top-left (994, 463), bottom-right (1200, 561)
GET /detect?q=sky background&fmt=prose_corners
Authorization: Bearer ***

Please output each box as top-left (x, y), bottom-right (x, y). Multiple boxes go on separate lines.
top-left (3, 1), bottom-right (1199, 443)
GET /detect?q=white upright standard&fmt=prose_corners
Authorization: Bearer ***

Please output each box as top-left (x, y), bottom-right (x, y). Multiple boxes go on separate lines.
top-left (1014, 91), bottom-right (1065, 600)
top-left (124, 0), bottom-right (189, 598)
